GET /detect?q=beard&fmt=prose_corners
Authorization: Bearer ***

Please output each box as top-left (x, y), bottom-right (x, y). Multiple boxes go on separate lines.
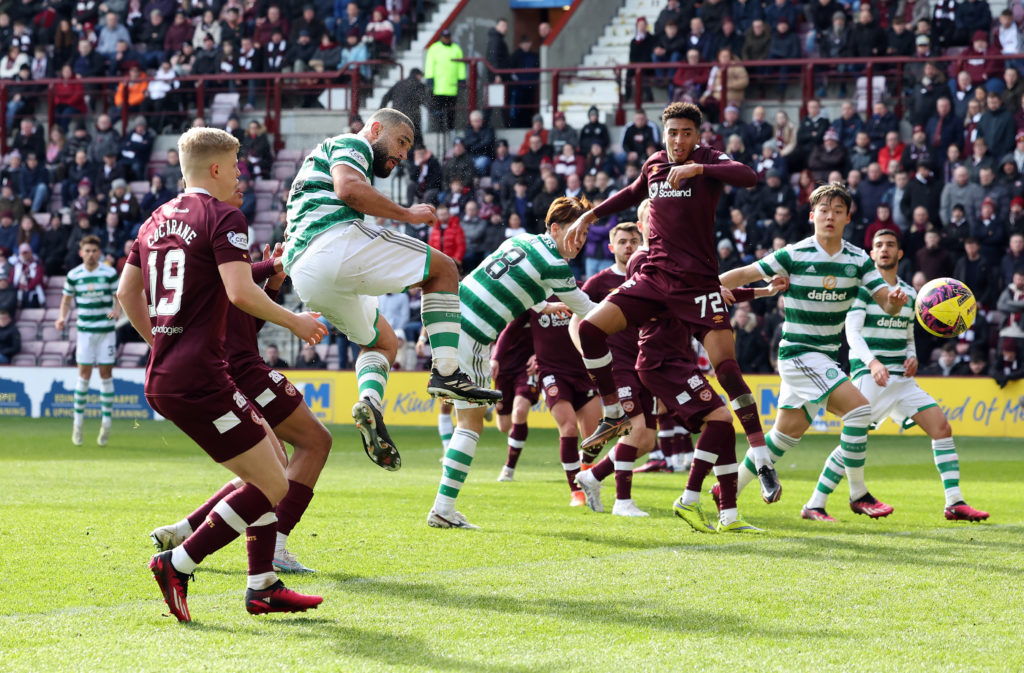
top-left (876, 259), bottom-right (897, 271)
top-left (371, 139), bottom-right (394, 178)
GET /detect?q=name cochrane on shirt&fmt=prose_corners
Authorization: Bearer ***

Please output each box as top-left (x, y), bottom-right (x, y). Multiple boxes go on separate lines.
top-left (148, 219), bottom-right (197, 247)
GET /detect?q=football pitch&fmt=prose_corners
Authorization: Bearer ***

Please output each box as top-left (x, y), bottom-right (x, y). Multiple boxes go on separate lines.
top-left (1, 417), bottom-right (1021, 673)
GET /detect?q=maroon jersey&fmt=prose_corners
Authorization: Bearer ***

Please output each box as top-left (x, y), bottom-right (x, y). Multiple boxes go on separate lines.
top-left (593, 147), bottom-right (756, 284)
top-left (492, 312), bottom-right (533, 378)
top-left (627, 249), bottom-right (697, 371)
top-left (582, 266), bottom-right (640, 368)
top-left (225, 258), bottom-right (278, 373)
top-left (529, 296), bottom-right (589, 380)
top-left (126, 191), bottom-right (251, 397)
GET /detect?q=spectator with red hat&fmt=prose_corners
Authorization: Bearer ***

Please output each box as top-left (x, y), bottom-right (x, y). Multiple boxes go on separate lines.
top-left (951, 31), bottom-right (1001, 87)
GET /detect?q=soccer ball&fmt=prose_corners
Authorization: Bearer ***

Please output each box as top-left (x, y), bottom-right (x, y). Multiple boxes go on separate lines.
top-left (915, 277), bottom-right (977, 338)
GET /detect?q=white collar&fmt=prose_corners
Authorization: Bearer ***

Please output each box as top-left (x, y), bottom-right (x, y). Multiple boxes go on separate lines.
top-left (184, 187), bottom-right (211, 196)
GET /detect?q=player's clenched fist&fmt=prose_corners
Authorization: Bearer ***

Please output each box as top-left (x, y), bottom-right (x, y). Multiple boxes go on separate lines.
top-left (406, 203), bottom-right (437, 224)
top-left (290, 311), bottom-right (329, 345)
top-left (667, 162), bottom-right (702, 188)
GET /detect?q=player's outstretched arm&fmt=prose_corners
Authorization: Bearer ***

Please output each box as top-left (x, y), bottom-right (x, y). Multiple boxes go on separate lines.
top-left (333, 163), bottom-right (436, 225)
top-left (871, 285), bottom-right (908, 316)
top-left (116, 263), bottom-right (155, 347)
top-left (719, 261), bottom-right (767, 290)
top-left (846, 307), bottom-right (888, 387)
top-left (219, 261), bottom-right (328, 345)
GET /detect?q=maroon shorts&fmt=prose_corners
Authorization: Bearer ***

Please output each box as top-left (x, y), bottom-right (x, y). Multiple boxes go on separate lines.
top-left (638, 362), bottom-right (724, 434)
top-left (613, 368), bottom-right (657, 430)
top-left (147, 386), bottom-right (268, 463)
top-left (494, 370), bottom-right (539, 414)
top-left (231, 364), bottom-right (305, 428)
top-left (608, 267), bottom-right (731, 336)
top-left (540, 371), bottom-right (597, 411)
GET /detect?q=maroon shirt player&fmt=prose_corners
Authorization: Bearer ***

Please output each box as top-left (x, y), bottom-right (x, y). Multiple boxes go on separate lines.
top-left (529, 295), bottom-right (600, 507)
top-left (492, 312), bottom-right (540, 482)
top-left (575, 221), bottom-right (657, 517)
top-left (117, 127), bottom-right (327, 622)
top-left (566, 103), bottom-right (781, 507)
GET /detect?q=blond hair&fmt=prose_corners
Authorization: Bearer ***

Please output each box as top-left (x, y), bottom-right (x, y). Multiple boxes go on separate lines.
top-left (637, 198), bottom-right (651, 226)
top-left (178, 127), bottom-right (240, 179)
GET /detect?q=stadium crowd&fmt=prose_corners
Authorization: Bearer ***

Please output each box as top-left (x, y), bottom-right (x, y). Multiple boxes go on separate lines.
top-left (2, 0), bottom-right (1024, 387)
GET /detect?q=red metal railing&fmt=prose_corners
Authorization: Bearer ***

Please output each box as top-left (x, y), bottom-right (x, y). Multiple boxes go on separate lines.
top-left (0, 60), bottom-right (399, 153)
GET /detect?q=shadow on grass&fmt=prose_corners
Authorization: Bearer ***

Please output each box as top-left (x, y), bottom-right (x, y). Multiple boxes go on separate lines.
top-left (328, 577), bottom-right (830, 642)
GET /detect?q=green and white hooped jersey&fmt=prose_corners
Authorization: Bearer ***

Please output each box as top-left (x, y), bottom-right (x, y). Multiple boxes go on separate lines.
top-left (847, 279), bottom-right (917, 380)
top-left (460, 233), bottom-right (595, 345)
top-left (758, 236), bottom-right (885, 361)
top-left (63, 263), bottom-right (119, 333)
top-left (284, 133), bottom-right (374, 271)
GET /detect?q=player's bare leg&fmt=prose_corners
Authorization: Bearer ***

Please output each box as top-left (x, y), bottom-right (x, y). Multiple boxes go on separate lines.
top-left (913, 406), bottom-right (988, 521)
top-left (429, 405), bottom-right (486, 529)
top-left (414, 255), bottom-right (501, 403)
top-left (579, 412), bottom-right (655, 517)
top-left (498, 395), bottom-right (532, 481)
top-left (352, 318), bottom-right (402, 470)
top-left (550, 398), bottom-right (589, 507)
top-left (576, 301), bottom-right (631, 448)
top-left (702, 328), bottom-right (779, 502)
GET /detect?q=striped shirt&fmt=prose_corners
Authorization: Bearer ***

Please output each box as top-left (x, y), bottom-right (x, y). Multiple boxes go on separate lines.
top-left (283, 133), bottom-right (373, 272)
top-left (63, 263), bottom-right (119, 333)
top-left (460, 234), bottom-right (595, 345)
top-left (846, 278), bottom-right (917, 380)
top-left (757, 236), bottom-right (885, 361)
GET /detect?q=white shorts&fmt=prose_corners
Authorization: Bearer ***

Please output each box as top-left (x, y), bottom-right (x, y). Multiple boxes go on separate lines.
top-left (854, 374), bottom-right (938, 430)
top-left (777, 352), bottom-right (849, 420)
top-left (452, 333), bottom-right (493, 411)
top-left (77, 330), bottom-right (116, 366)
top-left (289, 221), bottom-right (431, 346)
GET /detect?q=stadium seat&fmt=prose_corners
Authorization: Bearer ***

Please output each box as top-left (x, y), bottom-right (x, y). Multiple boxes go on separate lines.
top-left (276, 149), bottom-right (303, 163)
top-left (17, 308), bottom-right (44, 324)
top-left (21, 341), bottom-right (44, 358)
top-left (254, 194), bottom-right (276, 213)
top-left (42, 340), bottom-right (70, 356)
top-left (210, 92), bottom-right (241, 127)
top-left (252, 223), bottom-right (273, 245)
top-left (120, 342), bottom-right (150, 359)
top-left (254, 179), bottom-right (280, 194)
top-left (32, 213), bottom-right (50, 228)
top-left (16, 324), bottom-right (37, 341)
top-left (10, 353), bottom-right (36, 366)
top-left (46, 276), bottom-right (66, 290)
top-left (43, 308), bottom-right (62, 323)
top-left (253, 210), bottom-right (278, 225)
top-left (130, 180), bottom-right (149, 196)
top-left (38, 355), bottom-right (64, 366)
top-left (40, 325), bottom-right (63, 342)
top-left (45, 290), bottom-right (63, 307)
top-left (272, 163), bottom-right (296, 181)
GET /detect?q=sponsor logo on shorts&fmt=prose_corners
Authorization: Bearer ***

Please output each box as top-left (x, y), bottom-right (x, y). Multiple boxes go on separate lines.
top-left (676, 391), bottom-right (691, 405)
top-left (151, 325), bottom-right (184, 335)
top-left (227, 231), bottom-right (249, 250)
top-left (269, 370), bottom-right (284, 384)
top-left (233, 391), bottom-right (246, 408)
top-left (687, 375), bottom-right (702, 390)
top-left (823, 275), bottom-right (838, 290)
top-left (623, 400), bottom-right (635, 413)
top-left (284, 382), bottom-right (297, 396)
top-left (826, 369), bottom-right (839, 380)
top-left (699, 389), bottom-right (713, 402)
top-left (618, 385), bottom-right (633, 399)
top-left (250, 410), bottom-right (261, 424)
top-left (542, 375), bottom-right (556, 388)
top-left (713, 315), bottom-right (724, 323)
top-left (546, 385), bottom-right (559, 397)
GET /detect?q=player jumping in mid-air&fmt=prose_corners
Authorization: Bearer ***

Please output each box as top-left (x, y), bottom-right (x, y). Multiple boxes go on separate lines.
top-left (118, 128), bottom-right (328, 621)
top-left (717, 182), bottom-right (908, 517)
top-left (150, 238), bottom-right (334, 574)
top-left (427, 197), bottom-right (598, 529)
top-left (574, 219), bottom-right (657, 517)
top-left (57, 234), bottom-right (120, 447)
top-left (283, 108), bottom-right (499, 473)
top-left (491, 313), bottom-right (539, 482)
top-left (801, 229), bottom-right (989, 522)
top-left (563, 103), bottom-right (784, 505)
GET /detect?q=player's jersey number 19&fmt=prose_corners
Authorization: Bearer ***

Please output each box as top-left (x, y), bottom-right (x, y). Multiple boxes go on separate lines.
top-left (147, 248), bottom-right (186, 317)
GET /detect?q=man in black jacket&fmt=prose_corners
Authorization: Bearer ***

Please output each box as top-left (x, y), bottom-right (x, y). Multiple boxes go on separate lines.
top-left (486, 18), bottom-right (510, 79)
top-left (406, 145), bottom-right (442, 205)
top-left (0, 309), bottom-right (20, 364)
top-left (462, 110), bottom-right (495, 176)
top-left (381, 68), bottom-right (428, 145)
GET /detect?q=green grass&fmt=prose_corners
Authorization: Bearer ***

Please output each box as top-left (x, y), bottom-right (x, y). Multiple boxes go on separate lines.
top-left (0, 417), bottom-right (1021, 673)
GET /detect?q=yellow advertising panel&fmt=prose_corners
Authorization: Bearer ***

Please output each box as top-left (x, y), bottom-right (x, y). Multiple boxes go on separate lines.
top-left (282, 371), bottom-right (1024, 437)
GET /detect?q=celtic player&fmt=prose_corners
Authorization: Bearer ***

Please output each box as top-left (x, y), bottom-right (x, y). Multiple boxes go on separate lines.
top-left (427, 196), bottom-right (598, 529)
top-left (283, 108), bottom-right (499, 471)
top-left (56, 235), bottom-right (120, 447)
top-left (717, 183), bottom-right (908, 518)
top-left (802, 229), bottom-right (989, 522)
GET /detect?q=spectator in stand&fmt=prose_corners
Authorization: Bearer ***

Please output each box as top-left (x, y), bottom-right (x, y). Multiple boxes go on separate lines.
top-left (997, 266), bottom-right (1024, 337)
top-left (652, 20), bottom-right (685, 86)
top-left (291, 4), bottom-right (325, 44)
top-left (926, 97), bottom-right (961, 158)
top-left (441, 138), bottom-right (475, 188)
top-left (407, 144), bottom-right (442, 205)
top-left (39, 215), bottom-right (69, 277)
top-left (459, 200), bottom-right (489, 269)
top-left (685, 17), bottom-right (713, 62)
top-left (554, 143), bottom-right (583, 180)
top-left (263, 344), bottom-right (289, 369)
top-left (462, 110), bottom-right (495, 176)
top-left (698, 0), bottom-right (730, 35)
top-left (877, 131), bottom-right (905, 176)
top-left (16, 214), bottom-right (40, 254)
top-left (916, 228), bottom-right (954, 280)
top-left (163, 10), bottom-right (193, 56)
top-left (381, 68), bottom-right (427, 145)
top-left (716, 105), bottom-right (748, 146)
top-left (732, 303), bottom-right (770, 373)
top-left (773, 109), bottom-right (797, 161)
top-left (107, 178), bottom-right (140, 228)
top-left (62, 149), bottom-right (94, 206)
top-left (754, 139), bottom-right (787, 182)
top-left (979, 166), bottom-right (1010, 219)
top-left (241, 120), bottom-right (274, 180)
top-left (626, 16), bottom-right (653, 102)
top-left (425, 29), bottom-right (467, 132)
top-left (362, 6), bottom-right (394, 59)
top-left (973, 197), bottom-right (1007, 264)
top-left (64, 213), bottom-right (100, 272)
top-left (991, 338), bottom-right (1024, 387)
top-left (255, 4), bottom-right (289, 47)
top-left (86, 115), bottom-right (120, 167)
top-left (508, 34), bottom-right (540, 129)
top-left (428, 203), bottom-right (464, 267)
top-left (617, 110), bottom-right (659, 169)
top-left (53, 64), bottom-right (87, 133)
top-left (518, 114), bottom-right (549, 156)
top-left (952, 32), bottom-right (1001, 88)
top-left (578, 106), bottom-right (610, 156)
top-left (950, 70), bottom-right (977, 122)
top-left (11, 242), bottom-right (44, 309)
top-left (729, 0), bottom-right (762, 33)
top-left (486, 17), bottom-right (510, 80)
top-left (111, 64), bottom-right (148, 124)
top-left (886, 15), bottom-right (915, 57)
top-left (967, 135), bottom-right (995, 182)
top-left (441, 176), bottom-right (471, 218)
top-left (520, 133), bottom-right (552, 183)
top-left (10, 118), bottom-right (44, 163)
top-left (766, 18), bottom-right (801, 96)
top-left (863, 102), bottom-right (898, 155)
top-left (140, 174), bottom-right (172, 214)
top-left (909, 63), bottom-right (947, 129)
top-left (807, 128), bottom-right (849, 182)
top-left (955, 0), bottom-right (993, 47)
top-left (19, 154), bottom-right (48, 214)
top-left (905, 159), bottom-right (943, 226)
top-left (902, 125), bottom-right (934, 173)
top-left (979, 90), bottom-right (1016, 159)
top-left (1002, 233), bottom-right (1024, 284)
top-left (331, 1), bottom-right (365, 45)
top-left (700, 49), bottom-right (749, 113)
top-left (549, 111), bottom-right (579, 156)
top-left (236, 175), bottom-right (256, 225)
top-left (850, 5), bottom-right (885, 62)
top-left (93, 152), bottom-right (125, 208)
top-left (995, 10), bottom-right (1024, 74)
top-left (294, 342), bottom-right (327, 369)
top-left (139, 9), bottom-right (168, 68)
top-left (286, 29), bottom-right (319, 72)
top-left (0, 309), bottom-right (19, 364)
top-left (741, 20), bottom-right (771, 89)
top-left (955, 237), bottom-right (996, 306)
top-left (831, 101), bottom-right (864, 150)
top-left (96, 11), bottom-right (131, 59)
top-left (859, 163), bottom-right (890, 218)
top-left (1002, 68), bottom-right (1024, 116)
top-left (530, 173), bottom-right (562, 233)
top-left (0, 211), bottom-right (16, 255)
top-left (921, 342), bottom-right (968, 376)
top-left (795, 99), bottom-right (829, 172)
top-left (161, 148), bottom-right (182, 194)
top-left (263, 28), bottom-right (291, 73)
top-left (489, 140), bottom-right (512, 183)
top-left (846, 131), bottom-right (873, 172)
